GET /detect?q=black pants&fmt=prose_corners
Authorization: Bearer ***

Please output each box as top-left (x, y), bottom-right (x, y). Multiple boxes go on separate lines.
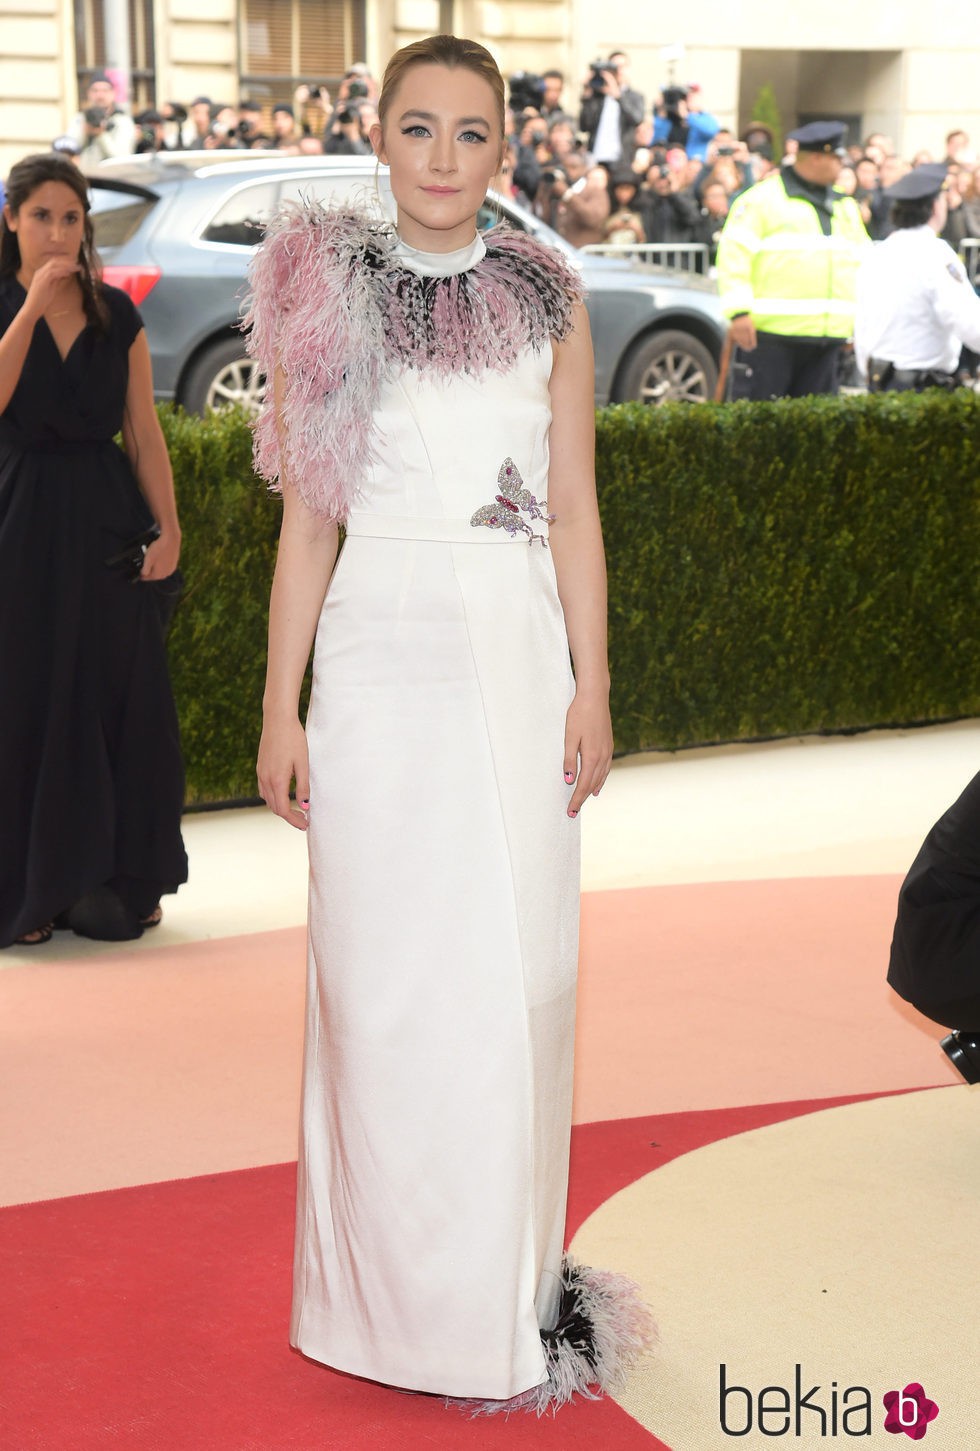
top-left (731, 331), bottom-right (843, 401)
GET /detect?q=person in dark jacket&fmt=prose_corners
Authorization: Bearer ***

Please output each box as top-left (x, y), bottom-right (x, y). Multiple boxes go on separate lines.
top-left (637, 162), bottom-right (698, 244)
top-left (578, 51), bottom-right (645, 167)
top-left (888, 771), bottom-right (980, 1082)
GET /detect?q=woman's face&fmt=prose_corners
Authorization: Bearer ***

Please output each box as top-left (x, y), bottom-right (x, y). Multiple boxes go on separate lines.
top-left (4, 180), bottom-right (85, 278)
top-left (370, 64), bottom-right (503, 251)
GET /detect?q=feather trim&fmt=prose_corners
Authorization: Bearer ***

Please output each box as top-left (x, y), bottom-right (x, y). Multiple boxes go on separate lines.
top-left (447, 1255), bottom-right (656, 1417)
top-left (241, 202), bottom-right (586, 521)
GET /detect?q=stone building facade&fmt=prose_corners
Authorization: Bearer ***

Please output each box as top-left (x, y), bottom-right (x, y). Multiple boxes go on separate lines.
top-left (1, 0), bottom-right (977, 175)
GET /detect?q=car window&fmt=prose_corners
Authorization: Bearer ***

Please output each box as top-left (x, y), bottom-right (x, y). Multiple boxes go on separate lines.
top-left (477, 201), bottom-right (532, 234)
top-left (90, 191), bottom-right (157, 247)
top-left (200, 182), bottom-right (279, 246)
top-left (278, 171), bottom-right (397, 222)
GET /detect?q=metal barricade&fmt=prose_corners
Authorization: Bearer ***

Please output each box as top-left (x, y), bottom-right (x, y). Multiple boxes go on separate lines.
top-left (959, 238), bottom-right (980, 287)
top-left (580, 241), bottom-right (711, 275)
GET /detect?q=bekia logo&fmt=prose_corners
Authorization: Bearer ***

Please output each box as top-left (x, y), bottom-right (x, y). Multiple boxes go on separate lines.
top-left (719, 1365), bottom-right (940, 1438)
top-left (882, 1383), bottom-right (939, 1439)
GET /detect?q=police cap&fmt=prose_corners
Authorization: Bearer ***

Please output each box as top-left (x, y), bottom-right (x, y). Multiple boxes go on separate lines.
top-left (788, 121), bottom-right (848, 155)
top-left (883, 163), bottom-right (948, 202)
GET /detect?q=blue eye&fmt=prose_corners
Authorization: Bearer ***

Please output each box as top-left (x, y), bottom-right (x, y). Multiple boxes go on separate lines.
top-left (401, 125), bottom-right (429, 137)
top-left (460, 131), bottom-right (488, 144)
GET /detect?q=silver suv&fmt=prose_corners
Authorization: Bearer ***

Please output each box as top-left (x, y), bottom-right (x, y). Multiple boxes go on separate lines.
top-left (89, 152), bottom-right (725, 413)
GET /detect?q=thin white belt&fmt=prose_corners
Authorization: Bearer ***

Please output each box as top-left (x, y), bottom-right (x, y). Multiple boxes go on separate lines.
top-left (344, 510), bottom-right (550, 544)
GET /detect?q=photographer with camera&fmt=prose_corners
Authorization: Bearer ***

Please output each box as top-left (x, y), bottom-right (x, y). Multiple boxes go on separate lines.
top-left (637, 159), bottom-right (699, 245)
top-left (555, 160), bottom-right (611, 247)
top-left (68, 72), bottom-right (136, 165)
top-left (324, 99), bottom-right (372, 155)
top-left (133, 109), bottom-right (171, 155)
top-left (578, 50), bottom-right (644, 167)
top-left (652, 82), bottom-right (719, 162)
top-left (203, 105), bottom-right (243, 150)
top-left (237, 100), bottom-right (271, 149)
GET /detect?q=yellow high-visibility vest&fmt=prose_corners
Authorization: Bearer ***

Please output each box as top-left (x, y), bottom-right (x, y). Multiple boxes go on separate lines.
top-left (716, 171), bottom-right (871, 339)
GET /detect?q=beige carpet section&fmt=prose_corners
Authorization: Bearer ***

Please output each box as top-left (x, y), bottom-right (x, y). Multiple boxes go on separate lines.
top-left (4, 720), bottom-right (977, 967)
top-left (571, 1086), bottom-right (980, 1449)
top-left (579, 719), bottom-right (980, 891)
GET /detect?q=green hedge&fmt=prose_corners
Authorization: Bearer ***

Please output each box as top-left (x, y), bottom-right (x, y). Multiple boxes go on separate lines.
top-left (162, 391), bottom-right (980, 805)
top-left (598, 390), bottom-right (980, 750)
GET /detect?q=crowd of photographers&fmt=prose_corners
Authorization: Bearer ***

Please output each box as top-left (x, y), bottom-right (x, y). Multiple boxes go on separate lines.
top-left (51, 60), bottom-right (980, 265)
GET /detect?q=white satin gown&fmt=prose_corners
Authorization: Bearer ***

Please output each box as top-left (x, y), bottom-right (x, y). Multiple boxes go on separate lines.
top-left (292, 230), bottom-right (581, 1401)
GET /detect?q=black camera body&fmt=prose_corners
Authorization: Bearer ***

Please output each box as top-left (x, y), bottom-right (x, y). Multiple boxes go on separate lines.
top-left (508, 70), bottom-right (545, 113)
top-left (589, 61), bottom-right (616, 94)
top-left (661, 84), bottom-right (689, 116)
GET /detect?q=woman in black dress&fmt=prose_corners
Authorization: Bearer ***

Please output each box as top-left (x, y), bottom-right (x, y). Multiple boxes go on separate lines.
top-left (0, 153), bottom-right (187, 946)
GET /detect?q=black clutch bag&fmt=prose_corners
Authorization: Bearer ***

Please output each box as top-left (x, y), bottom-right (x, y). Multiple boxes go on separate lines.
top-left (104, 525), bottom-right (161, 581)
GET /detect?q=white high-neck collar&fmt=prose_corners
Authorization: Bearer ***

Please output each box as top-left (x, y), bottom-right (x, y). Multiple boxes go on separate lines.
top-left (392, 230), bottom-right (487, 277)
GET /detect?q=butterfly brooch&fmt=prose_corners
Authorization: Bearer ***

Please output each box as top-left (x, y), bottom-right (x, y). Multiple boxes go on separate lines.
top-left (469, 458), bottom-right (555, 545)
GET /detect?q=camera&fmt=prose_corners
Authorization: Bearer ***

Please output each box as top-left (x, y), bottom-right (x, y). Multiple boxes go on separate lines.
top-left (308, 85), bottom-right (324, 100)
top-left (235, 119), bottom-right (253, 139)
top-left (336, 106), bottom-right (358, 125)
top-left (589, 61), bottom-right (616, 94)
top-left (661, 85), bottom-right (689, 114)
top-left (541, 168), bottom-right (566, 185)
top-left (347, 80), bottom-right (369, 100)
top-left (84, 106), bottom-right (107, 127)
top-left (717, 144), bottom-right (736, 156)
top-left (531, 128), bottom-right (547, 145)
top-left (508, 71), bottom-right (545, 113)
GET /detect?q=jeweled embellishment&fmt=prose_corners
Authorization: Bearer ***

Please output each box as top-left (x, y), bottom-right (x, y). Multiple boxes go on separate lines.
top-left (470, 458), bottom-right (555, 545)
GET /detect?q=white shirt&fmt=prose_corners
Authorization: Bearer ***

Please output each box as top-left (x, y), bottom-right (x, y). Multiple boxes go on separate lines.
top-left (591, 95), bottom-right (622, 164)
top-left (854, 225), bottom-right (980, 376)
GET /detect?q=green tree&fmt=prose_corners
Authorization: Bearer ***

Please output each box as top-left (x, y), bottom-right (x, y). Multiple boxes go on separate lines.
top-left (750, 83), bottom-right (783, 160)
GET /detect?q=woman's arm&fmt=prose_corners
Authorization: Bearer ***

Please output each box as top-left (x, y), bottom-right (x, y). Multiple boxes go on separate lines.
top-left (547, 301), bottom-right (613, 818)
top-left (0, 258), bottom-right (79, 414)
top-left (121, 329), bottom-right (182, 579)
top-left (256, 361), bottom-right (340, 830)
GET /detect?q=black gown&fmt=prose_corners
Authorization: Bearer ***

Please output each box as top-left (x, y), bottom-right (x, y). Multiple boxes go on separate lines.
top-left (0, 279), bottom-right (187, 946)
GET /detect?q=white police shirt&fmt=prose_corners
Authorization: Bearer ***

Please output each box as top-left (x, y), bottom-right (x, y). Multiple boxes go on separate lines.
top-left (854, 225), bottom-right (980, 377)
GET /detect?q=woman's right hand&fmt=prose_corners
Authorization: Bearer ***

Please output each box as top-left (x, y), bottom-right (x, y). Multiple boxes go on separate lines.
top-left (257, 715), bottom-right (311, 831)
top-left (22, 258), bottom-right (81, 321)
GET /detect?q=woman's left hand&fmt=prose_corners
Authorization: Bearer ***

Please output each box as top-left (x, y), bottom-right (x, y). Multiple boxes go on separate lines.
top-left (140, 530), bottom-right (181, 581)
top-left (563, 689), bottom-right (614, 818)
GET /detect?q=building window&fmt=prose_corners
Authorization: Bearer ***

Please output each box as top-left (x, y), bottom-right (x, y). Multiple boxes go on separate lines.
top-left (240, 0), bottom-right (367, 104)
top-left (73, 0), bottom-right (156, 110)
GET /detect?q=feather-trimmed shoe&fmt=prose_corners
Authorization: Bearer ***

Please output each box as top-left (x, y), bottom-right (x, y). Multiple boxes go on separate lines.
top-left (447, 1255), bottom-right (656, 1417)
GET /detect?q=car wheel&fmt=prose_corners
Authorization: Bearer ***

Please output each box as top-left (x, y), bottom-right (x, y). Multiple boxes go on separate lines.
top-left (615, 329), bottom-right (718, 405)
top-left (180, 337), bottom-right (266, 415)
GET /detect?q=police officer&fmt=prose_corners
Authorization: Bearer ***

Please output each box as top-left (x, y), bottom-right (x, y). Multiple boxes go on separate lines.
top-left (854, 163), bottom-right (980, 391)
top-left (716, 121), bottom-right (870, 399)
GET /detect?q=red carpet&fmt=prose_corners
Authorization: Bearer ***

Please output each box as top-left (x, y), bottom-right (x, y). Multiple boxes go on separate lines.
top-left (0, 1094), bottom-right (898, 1451)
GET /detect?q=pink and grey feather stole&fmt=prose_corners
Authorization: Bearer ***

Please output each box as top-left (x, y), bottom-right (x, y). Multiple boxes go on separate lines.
top-left (241, 203), bottom-right (586, 523)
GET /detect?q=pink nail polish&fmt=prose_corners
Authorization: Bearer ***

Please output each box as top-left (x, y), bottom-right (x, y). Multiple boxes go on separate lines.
top-left (568, 808), bottom-right (578, 818)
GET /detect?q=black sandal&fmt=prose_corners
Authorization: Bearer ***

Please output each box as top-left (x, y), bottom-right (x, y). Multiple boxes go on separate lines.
top-left (15, 922), bottom-right (54, 946)
top-left (139, 904), bottom-right (163, 929)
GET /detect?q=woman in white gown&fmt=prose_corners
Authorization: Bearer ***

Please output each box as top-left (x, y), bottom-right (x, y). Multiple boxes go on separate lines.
top-left (247, 34), bottom-right (653, 1412)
